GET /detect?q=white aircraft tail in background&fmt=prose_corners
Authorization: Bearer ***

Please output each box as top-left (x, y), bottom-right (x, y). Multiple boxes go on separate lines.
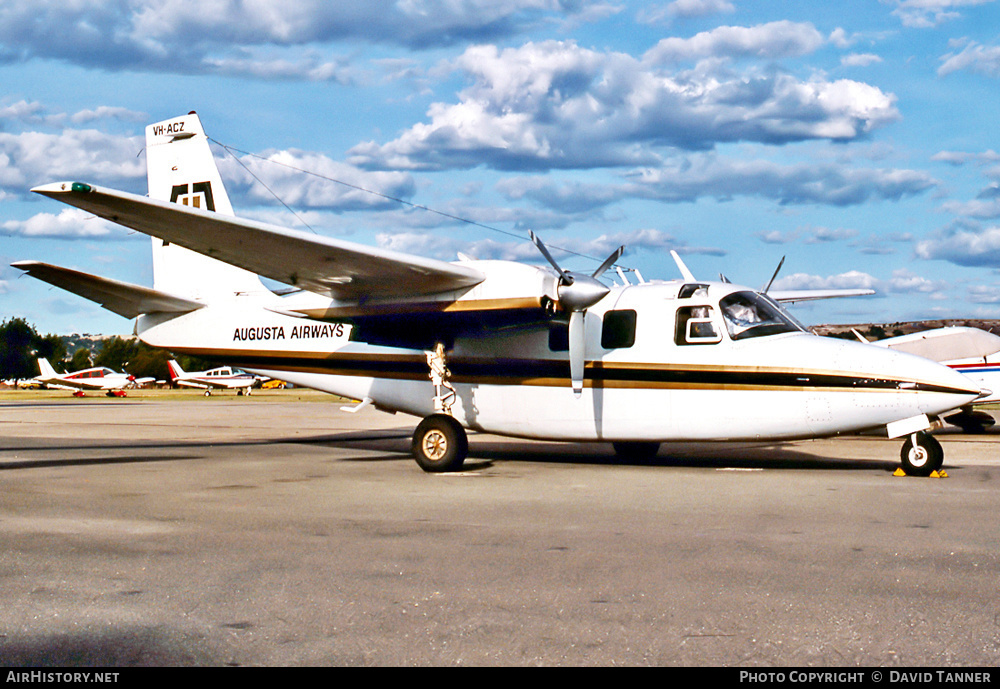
top-left (13, 111), bottom-right (988, 476)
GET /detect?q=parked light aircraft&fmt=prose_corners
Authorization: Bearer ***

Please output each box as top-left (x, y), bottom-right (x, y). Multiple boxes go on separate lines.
top-left (863, 326), bottom-right (1000, 433)
top-left (12, 112), bottom-right (987, 476)
top-left (167, 359), bottom-right (257, 395)
top-left (33, 358), bottom-right (152, 396)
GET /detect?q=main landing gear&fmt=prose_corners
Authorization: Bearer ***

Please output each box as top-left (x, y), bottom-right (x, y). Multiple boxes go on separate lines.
top-left (412, 414), bottom-right (468, 473)
top-left (412, 343), bottom-right (468, 473)
top-left (899, 431), bottom-right (944, 477)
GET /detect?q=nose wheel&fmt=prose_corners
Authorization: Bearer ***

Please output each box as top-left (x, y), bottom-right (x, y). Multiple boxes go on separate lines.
top-left (900, 432), bottom-right (944, 477)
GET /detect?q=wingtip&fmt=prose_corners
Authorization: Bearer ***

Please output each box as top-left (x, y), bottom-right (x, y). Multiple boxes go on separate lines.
top-left (30, 181), bottom-right (93, 195)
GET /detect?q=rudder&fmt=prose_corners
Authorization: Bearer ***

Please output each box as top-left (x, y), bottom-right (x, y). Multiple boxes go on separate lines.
top-left (146, 112), bottom-right (268, 302)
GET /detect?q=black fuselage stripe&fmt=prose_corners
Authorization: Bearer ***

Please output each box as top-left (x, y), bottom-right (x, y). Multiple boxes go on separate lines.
top-left (176, 350), bottom-right (970, 395)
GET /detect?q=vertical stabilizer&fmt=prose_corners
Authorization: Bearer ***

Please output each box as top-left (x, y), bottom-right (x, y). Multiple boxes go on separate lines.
top-left (37, 358), bottom-right (57, 378)
top-left (146, 112), bottom-right (268, 302)
top-left (166, 360), bottom-right (185, 381)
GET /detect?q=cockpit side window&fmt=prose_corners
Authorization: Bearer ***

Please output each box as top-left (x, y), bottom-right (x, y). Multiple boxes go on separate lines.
top-left (719, 291), bottom-right (804, 341)
top-left (675, 305), bottom-right (722, 345)
top-left (602, 309), bottom-right (637, 349)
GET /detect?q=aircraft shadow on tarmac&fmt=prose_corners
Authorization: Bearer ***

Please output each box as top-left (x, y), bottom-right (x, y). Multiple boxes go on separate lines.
top-left (298, 428), bottom-right (902, 473)
top-left (0, 626), bottom-right (219, 666)
top-left (10, 424), bottom-right (986, 473)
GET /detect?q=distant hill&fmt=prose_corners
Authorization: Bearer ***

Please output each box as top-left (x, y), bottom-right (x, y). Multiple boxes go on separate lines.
top-left (60, 333), bottom-right (131, 357)
top-left (814, 319), bottom-right (1000, 341)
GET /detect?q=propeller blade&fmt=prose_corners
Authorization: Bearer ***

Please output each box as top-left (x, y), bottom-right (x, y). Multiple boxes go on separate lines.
top-left (763, 256), bottom-right (785, 294)
top-left (568, 310), bottom-right (585, 396)
top-left (670, 250), bottom-right (696, 282)
top-left (529, 231), bottom-right (571, 284)
top-left (591, 245), bottom-right (624, 279)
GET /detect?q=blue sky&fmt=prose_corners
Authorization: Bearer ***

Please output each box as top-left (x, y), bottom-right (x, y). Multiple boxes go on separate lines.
top-left (3, 0), bottom-right (1000, 336)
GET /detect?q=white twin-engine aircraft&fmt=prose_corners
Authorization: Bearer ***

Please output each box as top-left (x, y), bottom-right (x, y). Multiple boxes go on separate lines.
top-left (14, 112), bottom-right (986, 476)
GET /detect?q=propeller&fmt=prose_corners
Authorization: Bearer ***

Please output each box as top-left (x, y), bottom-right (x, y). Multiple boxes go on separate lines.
top-left (762, 255), bottom-right (785, 294)
top-left (530, 231), bottom-right (623, 396)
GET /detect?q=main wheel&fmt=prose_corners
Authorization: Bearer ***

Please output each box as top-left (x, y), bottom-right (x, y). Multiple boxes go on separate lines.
top-left (899, 432), bottom-right (944, 477)
top-left (612, 441), bottom-right (660, 462)
top-left (412, 415), bottom-right (468, 473)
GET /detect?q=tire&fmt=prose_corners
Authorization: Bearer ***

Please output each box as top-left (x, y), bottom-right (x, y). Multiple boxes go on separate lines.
top-left (612, 441), bottom-right (660, 462)
top-left (899, 432), bottom-right (943, 477)
top-left (412, 415), bottom-right (468, 473)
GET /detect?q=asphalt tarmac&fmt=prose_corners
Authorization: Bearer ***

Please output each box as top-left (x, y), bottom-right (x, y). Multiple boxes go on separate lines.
top-left (1, 390), bottom-right (999, 667)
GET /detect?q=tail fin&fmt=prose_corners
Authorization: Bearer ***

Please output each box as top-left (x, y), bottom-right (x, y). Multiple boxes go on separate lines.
top-left (146, 112), bottom-right (268, 302)
top-left (37, 358), bottom-right (57, 378)
top-left (166, 360), bottom-right (185, 381)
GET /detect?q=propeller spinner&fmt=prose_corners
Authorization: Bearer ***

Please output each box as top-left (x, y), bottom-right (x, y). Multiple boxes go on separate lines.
top-left (530, 231), bottom-right (623, 396)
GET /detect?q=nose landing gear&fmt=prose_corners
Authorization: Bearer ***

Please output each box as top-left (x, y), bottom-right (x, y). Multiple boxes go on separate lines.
top-left (899, 432), bottom-right (944, 477)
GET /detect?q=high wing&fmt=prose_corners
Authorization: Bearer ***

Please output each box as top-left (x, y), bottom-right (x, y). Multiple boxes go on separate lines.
top-left (11, 261), bottom-right (203, 319)
top-left (30, 182), bottom-right (485, 301)
top-left (769, 288), bottom-right (875, 303)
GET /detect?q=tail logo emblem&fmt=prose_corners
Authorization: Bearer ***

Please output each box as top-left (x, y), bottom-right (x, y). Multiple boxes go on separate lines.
top-left (170, 181), bottom-right (216, 211)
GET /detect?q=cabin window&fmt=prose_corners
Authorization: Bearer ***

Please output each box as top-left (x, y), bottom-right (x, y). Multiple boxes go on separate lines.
top-left (548, 326), bottom-right (569, 352)
top-left (602, 310), bottom-right (637, 349)
top-left (678, 283), bottom-right (710, 299)
top-left (719, 291), bottom-right (804, 341)
top-left (675, 306), bottom-right (721, 345)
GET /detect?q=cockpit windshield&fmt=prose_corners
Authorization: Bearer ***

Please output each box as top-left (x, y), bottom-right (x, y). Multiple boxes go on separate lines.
top-left (719, 291), bottom-right (806, 341)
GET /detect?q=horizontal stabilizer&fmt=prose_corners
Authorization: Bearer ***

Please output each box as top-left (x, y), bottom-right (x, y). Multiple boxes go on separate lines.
top-left (12, 261), bottom-right (204, 319)
top-left (31, 182), bottom-right (486, 301)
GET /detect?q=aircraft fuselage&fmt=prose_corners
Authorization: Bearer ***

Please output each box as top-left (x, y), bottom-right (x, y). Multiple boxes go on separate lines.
top-left (137, 275), bottom-right (982, 444)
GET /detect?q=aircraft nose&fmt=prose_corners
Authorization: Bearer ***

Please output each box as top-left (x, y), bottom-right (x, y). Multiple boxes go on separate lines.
top-left (893, 348), bottom-right (982, 407)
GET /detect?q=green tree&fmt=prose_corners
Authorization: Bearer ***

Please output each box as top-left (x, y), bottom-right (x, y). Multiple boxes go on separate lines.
top-left (70, 348), bottom-right (93, 371)
top-left (125, 341), bottom-right (173, 382)
top-left (35, 334), bottom-right (67, 370)
top-left (0, 319), bottom-right (81, 378)
top-left (94, 336), bottom-right (140, 373)
top-left (0, 318), bottom-right (44, 380)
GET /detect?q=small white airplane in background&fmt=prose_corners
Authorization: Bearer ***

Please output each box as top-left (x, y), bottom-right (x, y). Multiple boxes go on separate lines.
top-left (33, 358), bottom-right (153, 397)
top-left (167, 360), bottom-right (257, 395)
top-left (13, 112), bottom-right (987, 476)
top-left (862, 326), bottom-right (1000, 432)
